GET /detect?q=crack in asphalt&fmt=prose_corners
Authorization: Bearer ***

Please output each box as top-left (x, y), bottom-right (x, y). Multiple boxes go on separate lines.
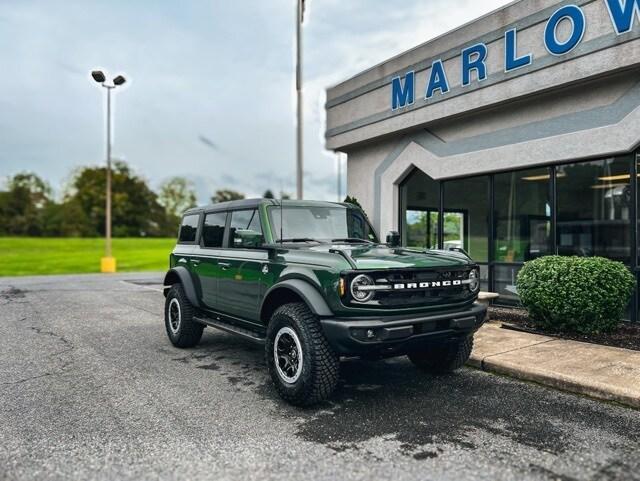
top-left (2, 324), bottom-right (76, 386)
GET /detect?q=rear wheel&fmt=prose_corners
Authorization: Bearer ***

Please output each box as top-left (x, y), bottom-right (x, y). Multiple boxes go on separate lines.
top-left (164, 284), bottom-right (204, 348)
top-left (266, 302), bottom-right (339, 406)
top-left (408, 335), bottom-right (474, 374)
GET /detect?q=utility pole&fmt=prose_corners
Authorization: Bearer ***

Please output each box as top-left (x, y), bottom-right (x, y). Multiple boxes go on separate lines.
top-left (91, 70), bottom-right (127, 273)
top-left (337, 153), bottom-right (342, 202)
top-left (296, 0), bottom-right (305, 200)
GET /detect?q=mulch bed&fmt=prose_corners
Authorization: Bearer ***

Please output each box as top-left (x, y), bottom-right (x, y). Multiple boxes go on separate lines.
top-left (488, 306), bottom-right (640, 352)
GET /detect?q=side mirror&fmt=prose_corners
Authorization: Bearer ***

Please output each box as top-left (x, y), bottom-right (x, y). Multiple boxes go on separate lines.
top-left (448, 246), bottom-right (470, 258)
top-left (233, 230), bottom-right (264, 248)
top-left (386, 231), bottom-right (401, 247)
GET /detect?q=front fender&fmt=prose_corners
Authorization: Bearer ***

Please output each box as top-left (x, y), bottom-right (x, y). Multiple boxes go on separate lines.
top-left (163, 266), bottom-right (200, 308)
top-left (261, 278), bottom-right (333, 317)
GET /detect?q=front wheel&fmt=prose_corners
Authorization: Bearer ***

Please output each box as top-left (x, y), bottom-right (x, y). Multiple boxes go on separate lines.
top-left (164, 284), bottom-right (204, 348)
top-left (266, 303), bottom-right (339, 406)
top-left (408, 335), bottom-right (474, 374)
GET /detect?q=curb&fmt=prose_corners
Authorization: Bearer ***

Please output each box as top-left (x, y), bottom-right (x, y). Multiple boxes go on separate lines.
top-left (468, 324), bottom-right (640, 410)
top-left (470, 353), bottom-right (640, 409)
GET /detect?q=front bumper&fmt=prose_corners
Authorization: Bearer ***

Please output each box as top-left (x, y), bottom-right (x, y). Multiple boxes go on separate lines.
top-left (320, 302), bottom-right (487, 356)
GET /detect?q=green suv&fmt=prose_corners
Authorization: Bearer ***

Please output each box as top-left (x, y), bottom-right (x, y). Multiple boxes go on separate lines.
top-left (163, 199), bottom-right (486, 405)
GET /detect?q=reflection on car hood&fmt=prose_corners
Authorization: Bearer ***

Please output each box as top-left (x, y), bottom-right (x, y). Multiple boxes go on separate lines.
top-left (307, 244), bottom-right (474, 269)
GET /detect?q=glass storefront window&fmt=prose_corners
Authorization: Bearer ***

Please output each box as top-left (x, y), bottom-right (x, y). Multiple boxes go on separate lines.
top-left (493, 264), bottom-right (522, 306)
top-left (557, 157), bottom-right (631, 264)
top-left (443, 176), bottom-right (489, 261)
top-left (401, 169), bottom-right (440, 249)
top-left (494, 167), bottom-right (552, 262)
top-left (398, 156), bottom-right (637, 316)
top-left (479, 264), bottom-right (489, 293)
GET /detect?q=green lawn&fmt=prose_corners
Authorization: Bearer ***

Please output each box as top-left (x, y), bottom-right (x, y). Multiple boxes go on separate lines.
top-left (0, 237), bottom-right (176, 276)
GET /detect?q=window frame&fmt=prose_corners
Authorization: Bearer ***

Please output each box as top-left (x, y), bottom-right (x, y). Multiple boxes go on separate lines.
top-left (200, 210), bottom-right (229, 250)
top-left (227, 208), bottom-right (266, 250)
top-left (177, 213), bottom-right (202, 245)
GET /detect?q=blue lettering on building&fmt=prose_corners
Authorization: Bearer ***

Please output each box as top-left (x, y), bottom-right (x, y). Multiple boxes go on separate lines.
top-left (391, 71), bottom-right (415, 110)
top-left (461, 43), bottom-right (488, 86)
top-left (505, 28), bottom-right (532, 71)
top-left (544, 5), bottom-right (586, 55)
top-left (605, 0), bottom-right (640, 34)
top-left (390, 1), bottom-right (640, 110)
top-left (425, 60), bottom-right (449, 99)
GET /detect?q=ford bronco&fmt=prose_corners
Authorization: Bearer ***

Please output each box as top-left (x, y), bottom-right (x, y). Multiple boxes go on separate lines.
top-left (163, 199), bottom-right (486, 406)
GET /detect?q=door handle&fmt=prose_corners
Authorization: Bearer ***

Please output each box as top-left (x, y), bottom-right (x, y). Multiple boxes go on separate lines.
top-left (191, 259), bottom-right (200, 266)
top-left (218, 261), bottom-right (231, 270)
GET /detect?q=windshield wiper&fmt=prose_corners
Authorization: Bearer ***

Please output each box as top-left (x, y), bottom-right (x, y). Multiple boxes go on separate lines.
top-left (331, 237), bottom-right (375, 244)
top-left (279, 237), bottom-right (320, 243)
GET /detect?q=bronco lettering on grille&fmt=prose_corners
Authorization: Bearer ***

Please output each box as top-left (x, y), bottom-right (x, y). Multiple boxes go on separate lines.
top-left (393, 279), bottom-right (463, 290)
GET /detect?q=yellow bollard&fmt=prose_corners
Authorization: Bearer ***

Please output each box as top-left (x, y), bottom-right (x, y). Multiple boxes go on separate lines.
top-left (101, 256), bottom-right (117, 273)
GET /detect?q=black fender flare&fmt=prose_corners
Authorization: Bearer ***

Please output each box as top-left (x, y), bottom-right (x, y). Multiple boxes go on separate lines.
top-left (163, 266), bottom-right (200, 307)
top-left (261, 279), bottom-right (333, 318)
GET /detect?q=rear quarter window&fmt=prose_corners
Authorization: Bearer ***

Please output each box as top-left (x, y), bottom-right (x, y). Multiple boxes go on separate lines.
top-left (178, 214), bottom-right (200, 243)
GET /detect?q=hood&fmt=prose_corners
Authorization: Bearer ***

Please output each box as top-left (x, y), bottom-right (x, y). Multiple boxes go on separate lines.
top-left (308, 244), bottom-right (474, 270)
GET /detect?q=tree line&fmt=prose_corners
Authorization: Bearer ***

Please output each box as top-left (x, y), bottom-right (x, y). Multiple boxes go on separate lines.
top-left (0, 161), bottom-right (288, 237)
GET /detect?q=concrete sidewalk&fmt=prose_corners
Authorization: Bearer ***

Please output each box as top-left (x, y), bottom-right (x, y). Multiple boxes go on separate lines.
top-left (470, 322), bottom-right (640, 409)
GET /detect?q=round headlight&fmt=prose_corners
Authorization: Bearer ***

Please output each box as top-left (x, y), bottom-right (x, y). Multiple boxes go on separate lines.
top-left (350, 274), bottom-right (375, 302)
top-left (468, 268), bottom-right (480, 292)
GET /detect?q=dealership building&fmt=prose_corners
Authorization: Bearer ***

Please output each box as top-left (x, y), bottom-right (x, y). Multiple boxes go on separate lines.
top-left (325, 0), bottom-right (640, 319)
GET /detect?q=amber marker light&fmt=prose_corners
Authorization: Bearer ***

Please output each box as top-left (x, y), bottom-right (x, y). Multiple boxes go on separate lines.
top-left (338, 278), bottom-right (346, 297)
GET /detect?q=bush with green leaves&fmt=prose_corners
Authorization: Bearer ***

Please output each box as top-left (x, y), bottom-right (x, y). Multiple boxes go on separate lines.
top-left (516, 256), bottom-right (635, 334)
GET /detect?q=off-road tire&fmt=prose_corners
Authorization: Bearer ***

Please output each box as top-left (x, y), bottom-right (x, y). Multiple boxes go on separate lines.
top-left (266, 302), bottom-right (339, 406)
top-left (408, 335), bottom-right (474, 374)
top-left (164, 284), bottom-right (204, 348)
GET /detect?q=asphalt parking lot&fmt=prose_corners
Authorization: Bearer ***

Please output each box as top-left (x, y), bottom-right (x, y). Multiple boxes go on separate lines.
top-left (1, 273), bottom-right (639, 481)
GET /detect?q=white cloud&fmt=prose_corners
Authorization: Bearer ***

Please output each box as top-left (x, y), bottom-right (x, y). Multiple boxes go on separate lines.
top-left (0, 0), bottom-right (511, 204)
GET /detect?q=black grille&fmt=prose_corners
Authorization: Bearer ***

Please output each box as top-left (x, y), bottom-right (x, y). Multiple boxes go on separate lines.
top-left (346, 268), bottom-right (474, 308)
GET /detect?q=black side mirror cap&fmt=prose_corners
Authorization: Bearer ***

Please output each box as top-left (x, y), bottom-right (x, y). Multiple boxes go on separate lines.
top-left (386, 231), bottom-right (401, 247)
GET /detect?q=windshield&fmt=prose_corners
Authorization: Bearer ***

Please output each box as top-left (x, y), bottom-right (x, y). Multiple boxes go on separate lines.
top-left (268, 205), bottom-right (379, 243)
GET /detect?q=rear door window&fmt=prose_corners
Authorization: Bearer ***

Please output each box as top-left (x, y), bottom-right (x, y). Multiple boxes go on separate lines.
top-left (202, 212), bottom-right (228, 248)
top-left (178, 214), bottom-right (200, 243)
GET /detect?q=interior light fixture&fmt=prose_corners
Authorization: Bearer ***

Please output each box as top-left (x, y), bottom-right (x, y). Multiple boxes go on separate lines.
top-left (521, 174), bottom-right (550, 181)
top-left (521, 172), bottom-right (566, 181)
top-left (597, 174), bottom-right (631, 182)
top-left (590, 183), bottom-right (628, 190)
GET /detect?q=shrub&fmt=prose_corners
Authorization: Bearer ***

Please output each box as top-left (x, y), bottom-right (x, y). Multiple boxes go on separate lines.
top-left (516, 256), bottom-right (635, 334)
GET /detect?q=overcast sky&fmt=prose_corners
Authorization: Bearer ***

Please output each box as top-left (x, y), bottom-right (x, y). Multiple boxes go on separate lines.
top-left (0, 0), bottom-right (510, 203)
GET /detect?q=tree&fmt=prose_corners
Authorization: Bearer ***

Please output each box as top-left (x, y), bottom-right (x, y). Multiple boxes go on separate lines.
top-left (7, 173), bottom-right (51, 208)
top-left (343, 195), bottom-right (371, 221)
top-left (39, 199), bottom-right (93, 237)
top-left (66, 161), bottom-right (174, 237)
top-left (211, 189), bottom-right (245, 203)
top-left (263, 189), bottom-right (275, 199)
top-left (158, 177), bottom-right (198, 217)
top-left (0, 172), bottom-right (52, 236)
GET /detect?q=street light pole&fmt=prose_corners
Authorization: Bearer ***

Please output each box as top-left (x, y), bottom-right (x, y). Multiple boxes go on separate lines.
top-left (91, 70), bottom-right (127, 273)
top-left (296, 0), bottom-right (304, 200)
top-left (105, 85), bottom-right (113, 259)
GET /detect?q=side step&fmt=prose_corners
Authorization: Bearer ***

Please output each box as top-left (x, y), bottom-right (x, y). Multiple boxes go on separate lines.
top-left (194, 316), bottom-right (265, 344)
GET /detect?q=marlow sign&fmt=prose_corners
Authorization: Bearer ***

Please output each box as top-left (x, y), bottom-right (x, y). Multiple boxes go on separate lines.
top-left (391, 0), bottom-right (640, 110)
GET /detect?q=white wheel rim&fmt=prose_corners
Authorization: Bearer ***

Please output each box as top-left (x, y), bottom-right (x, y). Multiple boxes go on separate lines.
top-left (168, 298), bottom-right (181, 334)
top-left (274, 327), bottom-right (303, 384)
